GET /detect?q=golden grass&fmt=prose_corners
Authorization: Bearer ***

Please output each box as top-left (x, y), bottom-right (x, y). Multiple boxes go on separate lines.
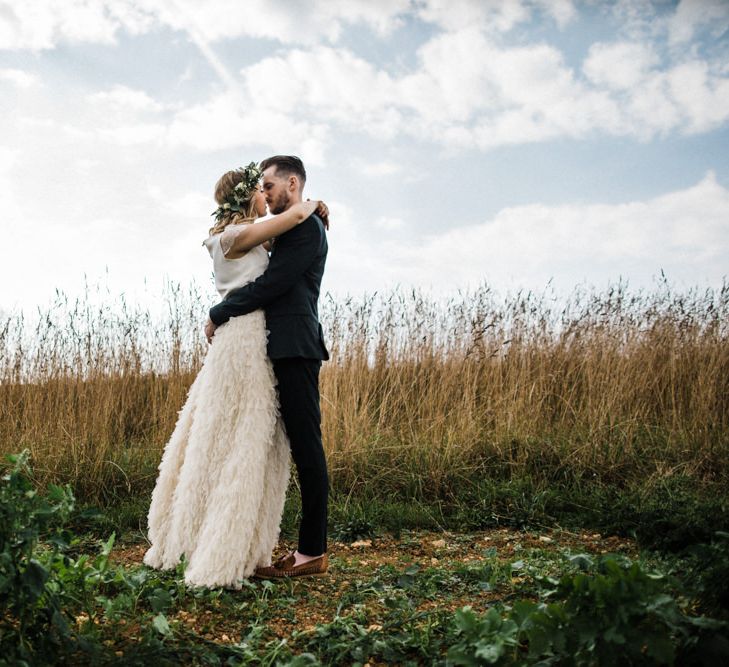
top-left (1, 281), bottom-right (727, 502)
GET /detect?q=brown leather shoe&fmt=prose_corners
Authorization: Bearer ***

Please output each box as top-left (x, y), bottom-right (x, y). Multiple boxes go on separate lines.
top-left (254, 552), bottom-right (328, 579)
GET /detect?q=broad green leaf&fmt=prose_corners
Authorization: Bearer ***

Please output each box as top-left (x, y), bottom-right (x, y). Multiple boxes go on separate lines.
top-left (148, 587), bottom-right (172, 613)
top-left (23, 559), bottom-right (49, 598)
top-left (568, 554), bottom-right (593, 571)
top-left (152, 612), bottom-right (172, 637)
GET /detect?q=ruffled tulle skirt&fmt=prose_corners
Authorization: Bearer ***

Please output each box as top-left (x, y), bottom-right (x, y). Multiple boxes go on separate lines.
top-left (143, 311), bottom-right (290, 588)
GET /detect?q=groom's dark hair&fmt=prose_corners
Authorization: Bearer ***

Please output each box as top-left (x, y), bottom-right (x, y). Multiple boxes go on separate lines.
top-left (260, 155), bottom-right (306, 187)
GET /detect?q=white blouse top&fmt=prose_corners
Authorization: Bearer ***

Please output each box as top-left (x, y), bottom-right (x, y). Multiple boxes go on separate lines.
top-left (202, 226), bottom-right (269, 299)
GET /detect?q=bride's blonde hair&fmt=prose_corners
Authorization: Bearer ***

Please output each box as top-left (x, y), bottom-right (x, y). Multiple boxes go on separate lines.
top-left (208, 169), bottom-right (259, 236)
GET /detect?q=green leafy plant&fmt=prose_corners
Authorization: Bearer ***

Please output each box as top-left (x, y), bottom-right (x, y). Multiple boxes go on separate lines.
top-left (447, 555), bottom-right (729, 666)
top-left (331, 516), bottom-right (376, 543)
top-left (529, 558), bottom-right (687, 665)
top-left (447, 606), bottom-right (519, 665)
top-left (0, 450), bottom-right (77, 663)
top-left (695, 532), bottom-right (729, 611)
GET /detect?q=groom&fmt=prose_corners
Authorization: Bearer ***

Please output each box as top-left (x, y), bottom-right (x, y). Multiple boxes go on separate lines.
top-left (205, 155), bottom-right (330, 577)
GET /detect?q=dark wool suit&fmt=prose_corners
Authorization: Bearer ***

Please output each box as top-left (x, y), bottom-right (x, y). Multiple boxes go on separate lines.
top-left (209, 213), bottom-right (329, 556)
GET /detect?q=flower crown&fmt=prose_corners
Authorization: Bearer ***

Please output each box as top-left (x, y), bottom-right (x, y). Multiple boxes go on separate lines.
top-left (211, 162), bottom-right (263, 223)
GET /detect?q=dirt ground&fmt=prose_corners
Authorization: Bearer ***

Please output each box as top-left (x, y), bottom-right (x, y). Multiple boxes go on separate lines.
top-left (108, 527), bottom-right (636, 644)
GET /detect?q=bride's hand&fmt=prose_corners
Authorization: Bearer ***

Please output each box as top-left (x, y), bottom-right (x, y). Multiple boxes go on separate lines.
top-left (309, 199), bottom-right (329, 230)
top-left (205, 318), bottom-right (217, 344)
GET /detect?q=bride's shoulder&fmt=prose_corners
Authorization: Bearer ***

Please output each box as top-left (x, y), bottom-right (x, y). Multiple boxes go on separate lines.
top-left (203, 232), bottom-right (221, 256)
top-left (203, 228), bottom-right (236, 258)
top-left (208, 223), bottom-right (262, 259)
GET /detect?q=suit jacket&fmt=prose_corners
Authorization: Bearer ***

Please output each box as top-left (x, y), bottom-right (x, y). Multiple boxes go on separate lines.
top-left (209, 213), bottom-right (329, 361)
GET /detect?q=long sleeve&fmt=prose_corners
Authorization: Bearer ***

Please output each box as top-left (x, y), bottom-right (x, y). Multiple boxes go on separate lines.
top-left (209, 215), bottom-right (323, 326)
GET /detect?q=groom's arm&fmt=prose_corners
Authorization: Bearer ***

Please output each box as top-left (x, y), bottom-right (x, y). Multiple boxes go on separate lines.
top-left (208, 216), bottom-right (323, 326)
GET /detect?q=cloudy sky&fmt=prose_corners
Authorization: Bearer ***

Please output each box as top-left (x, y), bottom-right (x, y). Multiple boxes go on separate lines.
top-left (1, 0), bottom-right (728, 314)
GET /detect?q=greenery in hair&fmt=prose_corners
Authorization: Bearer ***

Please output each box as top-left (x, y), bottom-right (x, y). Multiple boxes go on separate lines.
top-left (211, 162), bottom-right (263, 223)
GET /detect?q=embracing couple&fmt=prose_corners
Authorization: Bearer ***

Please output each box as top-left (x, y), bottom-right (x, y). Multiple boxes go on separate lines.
top-left (143, 156), bottom-right (330, 588)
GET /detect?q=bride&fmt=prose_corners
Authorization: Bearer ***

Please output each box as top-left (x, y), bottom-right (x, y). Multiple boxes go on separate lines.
top-left (143, 162), bottom-right (326, 588)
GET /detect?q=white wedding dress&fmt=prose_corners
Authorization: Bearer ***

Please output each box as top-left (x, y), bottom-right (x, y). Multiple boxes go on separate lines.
top-left (143, 235), bottom-right (290, 588)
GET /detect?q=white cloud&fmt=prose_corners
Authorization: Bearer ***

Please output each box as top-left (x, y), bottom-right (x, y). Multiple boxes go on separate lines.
top-left (607, 0), bottom-right (660, 41)
top-left (229, 26), bottom-right (729, 151)
top-left (148, 186), bottom-right (210, 219)
top-left (416, 0), bottom-right (576, 34)
top-left (0, 68), bottom-right (38, 87)
top-left (0, 146), bottom-right (19, 220)
top-left (373, 216), bottom-right (405, 230)
top-left (583, 43), bottom-right (729, 137)
top-left (88, 85), bottom-right (167, 113)
top-left (232, 33), bottom-right (620, 150)
top-left (0, 0), bottom-right (411, 50)
top-left (536, 0), bottom-right (576, 29)
top-left (0, 0), bottom-right (580, 54)
top-left (3, 29), bottom-right (726, 166)
top-left (43, 82), bottom-right (329, 159)
top-left (326, 173), bottom-right (729, 294)
top-left (666, 61), bottom-right (729, 134)
top-left (408, 27), bottom-right (729, 144)
top-left (165, 90), bottom-right (329, 163)
top-left (179, 2), bottom-right (729, 152)
top-left (406, 29), bottom-right (623, 145)
top-left (624, 75), bottom-right (682, 137)
top-left (0, 0), bottom-right (579, 53)
top-left (4, 1), bottom-right (729, 156)
top-left (0, 126), bottom-right (218, 313)
top-left (667, 0), bottom-right (729, 45)
top-left (160, 0), bottom-right (411, 44)
top-left (360, 161), bottom-right (403, 177)
top-left (97, 122), bottom-right (168, 146)
top-left (417, 0), bottom-right (529, 33)
top-left (0, 0), bottom-right (152, 50)
top-left (83, 85), bottom-right (170, 145)
top-left (241, 46), bottom-right (402, 139)
top-left (583, 42), bottom-right (659, 90)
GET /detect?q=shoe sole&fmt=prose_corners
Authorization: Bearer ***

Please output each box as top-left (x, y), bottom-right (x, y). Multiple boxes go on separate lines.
top-left (253, 571), bottom-right (328, 579)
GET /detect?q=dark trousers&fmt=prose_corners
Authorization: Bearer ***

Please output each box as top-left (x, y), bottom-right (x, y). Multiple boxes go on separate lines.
top-left (273, 358), bottom-right (328, 555)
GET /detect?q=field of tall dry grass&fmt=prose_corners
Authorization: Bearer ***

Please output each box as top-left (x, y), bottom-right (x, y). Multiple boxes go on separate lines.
top-left (1, 280), bottom-right (727, 505)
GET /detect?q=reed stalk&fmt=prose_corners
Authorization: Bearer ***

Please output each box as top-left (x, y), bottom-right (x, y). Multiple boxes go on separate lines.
top-left (1, 280), bottom-right (727, 503)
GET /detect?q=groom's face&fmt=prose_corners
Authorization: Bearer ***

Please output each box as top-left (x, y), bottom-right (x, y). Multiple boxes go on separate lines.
top-left (262, 167), bottom-right (290, 215)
